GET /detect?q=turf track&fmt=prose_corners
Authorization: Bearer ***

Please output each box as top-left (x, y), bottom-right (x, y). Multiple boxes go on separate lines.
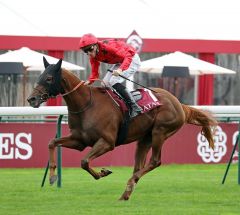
top-left (0, 164), bottom-right (239, 215)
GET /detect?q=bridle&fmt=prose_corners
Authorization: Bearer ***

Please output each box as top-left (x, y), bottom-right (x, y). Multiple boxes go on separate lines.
top-left (34, 80), bottom-right (84, 100)
top-left (33, 80), bottom-right (93, 114)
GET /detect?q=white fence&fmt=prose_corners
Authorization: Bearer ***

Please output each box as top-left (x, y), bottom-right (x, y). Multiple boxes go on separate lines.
top-left (0, 106), bottom-right (240, 118)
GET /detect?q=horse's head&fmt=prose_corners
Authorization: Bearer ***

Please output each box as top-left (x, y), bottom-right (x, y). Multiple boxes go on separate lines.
top-left (27, 56), bottom-right (63, 108)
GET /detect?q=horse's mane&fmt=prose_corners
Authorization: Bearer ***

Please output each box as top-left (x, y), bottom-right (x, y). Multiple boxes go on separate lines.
top-left (61, 68), bottom-right (84, 88)
top-left (62, 68), bottom-right (80, 80)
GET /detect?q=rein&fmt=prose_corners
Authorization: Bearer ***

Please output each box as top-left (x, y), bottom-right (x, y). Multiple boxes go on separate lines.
top-left (66, 84), bottom-right (93, 114)
top-left (61, 80), bottom-right (85, 97)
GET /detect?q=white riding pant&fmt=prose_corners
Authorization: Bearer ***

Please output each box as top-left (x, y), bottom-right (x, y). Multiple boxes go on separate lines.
top-left (102, 54), bottom-right (141, 87)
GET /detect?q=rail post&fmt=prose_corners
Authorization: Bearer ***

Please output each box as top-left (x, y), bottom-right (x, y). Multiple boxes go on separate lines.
top-left (238, 122), bottom-right (240, 184)
top-left (222, 120), bottom-right (240, 184)
top-left (57, 115), bottom-right (63, 188)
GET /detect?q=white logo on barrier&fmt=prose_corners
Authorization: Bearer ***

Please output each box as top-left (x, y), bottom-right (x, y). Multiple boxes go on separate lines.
top-left (197, 126), bottom-right (227, 163)
top-left (232, 131), bottom-right (239, 163)
top-left (0, 132), bottom-right (32, 160)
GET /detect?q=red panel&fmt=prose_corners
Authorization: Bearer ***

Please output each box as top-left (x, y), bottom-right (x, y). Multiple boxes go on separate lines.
top-left (0, 36), bottom-right (80, 51)
top-left (0, 123), bottom-right (238, 168)
top-left (142, 39), bottom-right (240, 53)
top-left (1, 35), bottom-right (240, 53)
top-left (198, 53), bottom-right (215, 105)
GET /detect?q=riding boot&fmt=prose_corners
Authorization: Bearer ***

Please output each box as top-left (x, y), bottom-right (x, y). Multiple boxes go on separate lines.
top-left (112, 83), bottom-right (143, 118)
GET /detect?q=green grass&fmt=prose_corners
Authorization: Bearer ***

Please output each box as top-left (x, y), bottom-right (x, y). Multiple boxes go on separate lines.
top-left (0, 164), bottom-right (239, 215)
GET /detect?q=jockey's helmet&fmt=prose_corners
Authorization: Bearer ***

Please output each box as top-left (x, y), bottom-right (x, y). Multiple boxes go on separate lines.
top-left (79, 33), bottom-right (98, 49)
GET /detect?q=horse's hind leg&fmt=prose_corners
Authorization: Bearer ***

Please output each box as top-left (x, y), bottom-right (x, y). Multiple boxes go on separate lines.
top-left (133, 135), bottom-right (152, 173)
top-left (119, 128), bottom-right (165, 201)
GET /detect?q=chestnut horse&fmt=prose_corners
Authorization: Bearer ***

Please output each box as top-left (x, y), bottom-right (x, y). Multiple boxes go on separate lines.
top-left (27, 57), bottom-right (217, 200)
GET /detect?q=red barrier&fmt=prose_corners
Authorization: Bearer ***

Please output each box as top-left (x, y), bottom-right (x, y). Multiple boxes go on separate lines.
top-left (0, 123), bottom-right (238, 168)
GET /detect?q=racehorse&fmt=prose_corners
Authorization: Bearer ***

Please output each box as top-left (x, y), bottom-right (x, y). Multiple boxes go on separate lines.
top-left (27, 57), bottom-right (217, 200)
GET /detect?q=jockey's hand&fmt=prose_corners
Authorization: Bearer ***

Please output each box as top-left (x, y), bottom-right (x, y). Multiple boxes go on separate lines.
top-left (112, 69), bottom-right (122, 76)
top-left (84, 80), bottom-right (91, 85)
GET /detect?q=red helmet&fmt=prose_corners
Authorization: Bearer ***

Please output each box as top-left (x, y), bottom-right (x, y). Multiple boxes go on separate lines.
top-left (79, 33), bottom-right (98, 49)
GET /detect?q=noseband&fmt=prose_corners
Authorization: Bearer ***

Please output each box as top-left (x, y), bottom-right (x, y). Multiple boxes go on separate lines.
top-left (33, 87), bottom-right (51, 103)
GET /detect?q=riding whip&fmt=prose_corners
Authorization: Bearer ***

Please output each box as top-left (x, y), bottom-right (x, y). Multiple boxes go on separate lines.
top-left (107, 69), bottom-right (158, 93)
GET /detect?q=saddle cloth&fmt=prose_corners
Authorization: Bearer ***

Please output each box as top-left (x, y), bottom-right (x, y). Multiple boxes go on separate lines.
top-left (107, 88), bottom-right (162, 113)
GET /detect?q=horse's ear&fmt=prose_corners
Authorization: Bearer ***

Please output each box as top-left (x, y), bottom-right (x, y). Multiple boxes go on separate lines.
top-left (43, 56), bottom-right (50, 68)
top-left (55, 58), bottom-right (62, 71)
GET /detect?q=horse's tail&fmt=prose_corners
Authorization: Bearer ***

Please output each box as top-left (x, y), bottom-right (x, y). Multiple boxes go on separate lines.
top-left (182, 104), bottom-right (217, 149)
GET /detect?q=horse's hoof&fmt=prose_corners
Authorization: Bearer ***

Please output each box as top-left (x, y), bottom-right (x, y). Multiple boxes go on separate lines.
top-left (101, 168), bottom-right (112, 176)
top-left (49, 175), bottom-right (58, 185)
top-left (119, 195), bottom-right (129, 201)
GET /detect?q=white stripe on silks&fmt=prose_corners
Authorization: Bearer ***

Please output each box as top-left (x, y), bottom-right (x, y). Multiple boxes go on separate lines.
top-left (126, 75), bottom-right (134, 91)
top-left (144, 88), bottom-right (158, 102)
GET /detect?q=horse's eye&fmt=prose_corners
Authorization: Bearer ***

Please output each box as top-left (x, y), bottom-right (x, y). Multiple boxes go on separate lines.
top-left (46, 76), bottom-right (53, 84)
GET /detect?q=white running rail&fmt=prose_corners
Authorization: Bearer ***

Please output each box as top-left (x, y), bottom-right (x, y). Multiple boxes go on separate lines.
top-left (0, 106), bottom-right (239, 118)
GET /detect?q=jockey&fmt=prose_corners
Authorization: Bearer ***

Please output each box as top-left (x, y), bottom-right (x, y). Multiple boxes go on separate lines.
top-left (79, 33), bottom-right (143, 118)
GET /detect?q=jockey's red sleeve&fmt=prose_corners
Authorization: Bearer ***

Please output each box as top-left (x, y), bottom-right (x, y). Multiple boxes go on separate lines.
top-left (89, 57), bottom-right (100, 83)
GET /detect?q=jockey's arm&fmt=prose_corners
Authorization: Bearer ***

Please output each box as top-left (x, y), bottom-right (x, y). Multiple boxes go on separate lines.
top-left (88, 57), bottom-right (100, 84)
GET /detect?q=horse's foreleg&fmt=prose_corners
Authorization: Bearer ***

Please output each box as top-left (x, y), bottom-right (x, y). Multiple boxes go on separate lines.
top-left (48, 139), bottom-right (57, 185)
top-left (81, 138), bottom-right (114, 180)
top-left (119, 130), bottom-right (165, 200)
top-left (48, 136), bottom-right (82, 185)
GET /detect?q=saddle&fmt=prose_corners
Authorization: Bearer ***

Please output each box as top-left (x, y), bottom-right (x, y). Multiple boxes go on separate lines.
top-left (97, 87), bottom-right (162, 145)
top-left (105, 87), bottom-right (162, 114)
